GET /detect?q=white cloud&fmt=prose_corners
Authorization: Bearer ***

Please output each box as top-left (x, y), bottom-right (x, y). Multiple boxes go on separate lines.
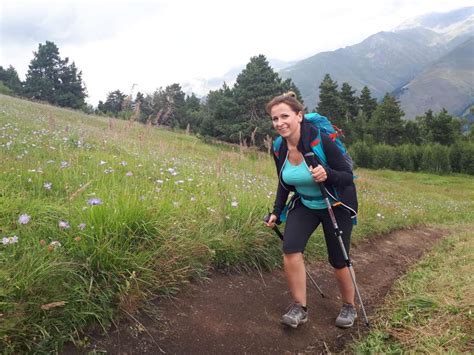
top-left (1, 0), bottom-right (472, 105)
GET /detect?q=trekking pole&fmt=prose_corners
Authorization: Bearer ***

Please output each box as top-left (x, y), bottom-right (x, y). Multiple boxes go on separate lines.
top-left (263, 214), bottom-right (325, 298)
top-left (314, 171), bottom-right (370, 327)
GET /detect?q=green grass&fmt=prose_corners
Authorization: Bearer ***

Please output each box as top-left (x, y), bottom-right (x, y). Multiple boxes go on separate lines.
top-left (1, 94), bottom-right (473, 352)
top-left (351, 226), bottom-right (473, 354)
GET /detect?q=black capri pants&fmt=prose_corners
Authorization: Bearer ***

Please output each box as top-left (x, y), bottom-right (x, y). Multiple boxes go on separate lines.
top-left (283, 198), bottom-right (352, 269)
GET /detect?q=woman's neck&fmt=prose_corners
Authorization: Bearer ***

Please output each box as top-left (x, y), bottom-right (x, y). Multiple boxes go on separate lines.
top-left (286, 129), bottom-right (301, 150)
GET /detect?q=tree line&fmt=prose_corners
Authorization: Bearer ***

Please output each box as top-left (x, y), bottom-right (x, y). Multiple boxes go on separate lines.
top-left (0, 41), bottom-right (87, 110)
top-left (1, 41), bottom-right (473, 174)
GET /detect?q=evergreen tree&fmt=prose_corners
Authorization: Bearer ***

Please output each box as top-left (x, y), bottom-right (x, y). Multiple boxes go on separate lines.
top-left (150, 88), bottom-right (167, 123)
top-left (134, 91), bottom-right (149, 123)
top-left (232, 55), bottom-right (291, 147)
top-left (139, 93), bottom-right (156, 124)
top-left (370, 93), bottom-right (404, 145)
top-left (185, 93), bottom-right (201, 112)
top-left (316, 74), bottom-right (344, 127)
top-left (417, 109), bottom-right (460, 145)
top-left (431, 109), bottom-right (457, 145)
top-left (162, 83), bottom-right (186, 128)
top-left (98, 90), bottom-right (126, 116)
top-left (359, 86), bottom-right (377, 120)
top-left (281, 78), bottom-right (303, 102)
top-left (24, 41), bottom-right (86, 109)
top-left (55, 61), bottom-right (86, 109)
top-left (403, 120), bottom-right (422, 145)
top-left (201, 83), bottom-right (240, 140)
top-left (181, 93), bottom-right (203, 131)
top-left (340, 82), bottom-right (358, 120)
top-left (415, 109), bottom-right (432, 144)
top-left (339, 82), bottom-right (358, 143)
top-left (351, 110), bottom-right (369, 143)
top-left (0, 65), bottom-right (22, 94)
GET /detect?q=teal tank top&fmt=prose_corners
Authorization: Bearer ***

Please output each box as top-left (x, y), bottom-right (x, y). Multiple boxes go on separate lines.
top-left (282, 158), bottom-right (327, 210)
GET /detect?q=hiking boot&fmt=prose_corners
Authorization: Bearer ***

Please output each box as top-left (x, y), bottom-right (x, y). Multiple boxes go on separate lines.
top-left (281, 303), bottom-right (308, 328)
top-left (335, 303), bottom-right (357, 328)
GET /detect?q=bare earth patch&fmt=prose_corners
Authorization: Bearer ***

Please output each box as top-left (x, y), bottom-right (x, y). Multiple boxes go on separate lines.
top-left (64, 225), bottom-right (447, 354)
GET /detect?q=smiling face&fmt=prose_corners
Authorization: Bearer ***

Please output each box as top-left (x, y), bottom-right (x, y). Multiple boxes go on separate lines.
top-left (270, 103), bottom-right (303, 143)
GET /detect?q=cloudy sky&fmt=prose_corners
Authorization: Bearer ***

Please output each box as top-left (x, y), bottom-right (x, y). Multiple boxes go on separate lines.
top-left (1, 0), bottom-right (472, 105)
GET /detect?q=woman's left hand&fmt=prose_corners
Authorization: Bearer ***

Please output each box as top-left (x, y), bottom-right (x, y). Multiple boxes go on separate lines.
top-left (309, 165), bottom-right (327, 183)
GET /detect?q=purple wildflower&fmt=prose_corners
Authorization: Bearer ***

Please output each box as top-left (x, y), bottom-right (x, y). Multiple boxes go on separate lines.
top-left (59, 220), bottom-right (70, 229)
top-left (18, 214), bottom-right (30, 225)
top-left (44, 182), bottom-right (52, 190)
top-left (78, 223), bottom-right (86, 230)
top-left (87, 198), bottom-right (103, 206)
top-left (167, 168), bottom-right (178, 176)
top-left (126, 171), bottom-right (133, 176)
top-left (2, 236), bottom-right (19, 245)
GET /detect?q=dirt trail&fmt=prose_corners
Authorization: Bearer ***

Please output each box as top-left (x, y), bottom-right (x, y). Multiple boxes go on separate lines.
top-left (65, 226), bottom-right (447, 354)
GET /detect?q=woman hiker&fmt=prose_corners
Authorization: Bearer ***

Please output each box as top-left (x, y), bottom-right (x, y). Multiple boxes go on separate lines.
top-left (264, 92), bottom-right (359, 329)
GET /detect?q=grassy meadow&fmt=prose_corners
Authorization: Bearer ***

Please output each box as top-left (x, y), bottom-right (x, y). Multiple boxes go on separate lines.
top-left (0, 94), bottom-right (473, 353)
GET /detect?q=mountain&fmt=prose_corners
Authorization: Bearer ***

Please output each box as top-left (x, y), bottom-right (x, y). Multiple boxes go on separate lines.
top-left (280, 28), bottom-right (447, 109)
top-left (279, 6), bottom-right (474, 116)
top-left (396, 36), bottom-right (474, 118)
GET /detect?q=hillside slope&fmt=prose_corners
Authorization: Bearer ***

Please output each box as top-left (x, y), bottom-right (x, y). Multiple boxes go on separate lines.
top-left (396, 36), bottom-right (474, 118)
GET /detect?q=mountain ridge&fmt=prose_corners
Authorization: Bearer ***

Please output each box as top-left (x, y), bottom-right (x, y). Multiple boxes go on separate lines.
top-left (183, 6), bottom-right (473, 118)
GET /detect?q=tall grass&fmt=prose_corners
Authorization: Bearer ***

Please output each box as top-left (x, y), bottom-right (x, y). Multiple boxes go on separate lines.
top-left (1, 94), bottom-right (473, 352)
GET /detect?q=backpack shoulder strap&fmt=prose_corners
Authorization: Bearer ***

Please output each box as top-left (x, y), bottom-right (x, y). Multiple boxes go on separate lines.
top-left (309, 129), bottom-right (328, 166)
top-left (273, 135), bottom-right (283, 159)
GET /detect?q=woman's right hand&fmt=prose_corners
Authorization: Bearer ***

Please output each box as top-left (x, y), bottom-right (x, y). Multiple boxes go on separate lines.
top-left (265, 214), bottom-right (278, 228)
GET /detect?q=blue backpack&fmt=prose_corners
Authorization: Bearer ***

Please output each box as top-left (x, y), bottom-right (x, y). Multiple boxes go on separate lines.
top-left (272, 112), bottom-right (353, 170)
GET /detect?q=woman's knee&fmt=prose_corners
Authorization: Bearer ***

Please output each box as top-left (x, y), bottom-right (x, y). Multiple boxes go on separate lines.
top-left (283, 252), bottom-right (303, 267)
top-left (329, 256), bottom-right (347, 269)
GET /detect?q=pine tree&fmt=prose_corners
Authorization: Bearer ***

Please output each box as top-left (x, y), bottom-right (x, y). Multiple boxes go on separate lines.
top-left (162, 83), bottom-right (186, 128)
top-left (180, 93), bottom-right (202, 131)
top-left (403, 120), bottom-right (422, 145)
top-left (0, 65), bottom-right (22, 94)
top-left (340, 82), bottom-right (358, 120)
top-left (201, 83), bottom-right (240, 141)
top-left (431, 109), bottom-right (458, 145)
top-left (55, 61), bottom-right (86, 109)
top-left (359, 86), bottom-right (377, 120)
top-left (281, 78), bottom-right (303, 102)
top-left (24, 41), bottom-right (86, 109)
top-left (98, 90), bottom-right (126, 116)
top-left (233, 54), bottom-right (292, 147)
top-left (370, 93), bottom-right (404, 145)
top-left (339, 82), bottom-right (358, 143)
top-left (351, 110), bottom-right (369, 143)
top-left (316, 74), bottom-right (344, 127)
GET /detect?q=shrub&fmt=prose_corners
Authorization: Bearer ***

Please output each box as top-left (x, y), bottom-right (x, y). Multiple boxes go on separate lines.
top-left (421, 144), bottom-right (451, 174)
top-left (349, 141), bottom-right (372, 168)
top-left (459, 142), bottom-right (474, 174)
top-left (390, 146), bottom-right (404, 171)
top-left (372, 145), bottom-right (394, 169)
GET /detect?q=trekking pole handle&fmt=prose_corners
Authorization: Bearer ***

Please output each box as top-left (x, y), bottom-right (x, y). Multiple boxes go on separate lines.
top-left (309, 163), bottom-right (329, 200)
top-left (263, 214), bottom-right (284, 241)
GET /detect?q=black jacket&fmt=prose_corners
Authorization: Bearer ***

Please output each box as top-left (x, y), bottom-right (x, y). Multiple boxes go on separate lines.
top-left (271, 120), bottom-right (358, 219)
